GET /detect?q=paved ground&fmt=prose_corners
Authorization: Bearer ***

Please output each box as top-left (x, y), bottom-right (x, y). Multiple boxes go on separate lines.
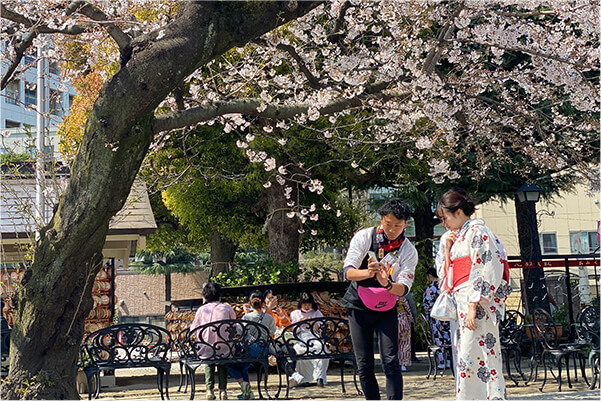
top-left (86, 353), bottom-right (599, 400)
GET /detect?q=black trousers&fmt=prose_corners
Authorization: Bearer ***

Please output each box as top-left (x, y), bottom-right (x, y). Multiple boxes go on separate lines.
top-left (347, 308), bottom-right (403, 400)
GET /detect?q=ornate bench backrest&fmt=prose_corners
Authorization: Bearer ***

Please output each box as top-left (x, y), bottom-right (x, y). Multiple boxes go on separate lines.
top-left (185, 319), bottom-right (271, 363)
top-left (532, 308), bottom-right (559, 350)
top-left (500, 310), bottom-right (525, 346)
top-left (578, 305), bottom-right (600, 347)
top-left (275, 317), bottom-right (353, 359)
top-left (1, 328), bottom-right (10, 376)
top-left (81, 323), bottom-right (172, 367)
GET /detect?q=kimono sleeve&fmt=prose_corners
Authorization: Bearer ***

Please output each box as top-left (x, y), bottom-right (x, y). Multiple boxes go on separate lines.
top-left (435, 231), bottom-right (448, 281)
top-left (466, 226), bottom-right (504, 305)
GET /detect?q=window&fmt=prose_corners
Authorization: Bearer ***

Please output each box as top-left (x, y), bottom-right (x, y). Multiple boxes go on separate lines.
top-left (49, 61), bottom-right (59, 75)
top-left (588, 231), bottom-right (600, 253)
top-left (23, 55), bottom-right (35, 66)
top-left (49, 89), bottom-right (61, 115)
top-left (5, 120), bottom-right (20, 128)
top-left (5, 80), bottom-right (19, 105)
top-left (539, 233), bottom-right (558, 254)
top-left (24, 86), bottom-right (36, 106)
top-left (570, 231), bottom-right (600, 254)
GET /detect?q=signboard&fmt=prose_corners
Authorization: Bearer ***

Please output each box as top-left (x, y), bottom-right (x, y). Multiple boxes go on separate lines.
top-left (508, 259), bottom-right (600, 268)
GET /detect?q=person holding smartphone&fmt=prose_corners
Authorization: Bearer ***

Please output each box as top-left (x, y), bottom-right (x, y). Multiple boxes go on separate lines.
top-left (340, 198), bottom-right (418, 400)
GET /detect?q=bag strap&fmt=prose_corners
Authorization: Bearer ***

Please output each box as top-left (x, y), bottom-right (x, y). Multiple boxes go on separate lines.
top-left (370, 227), bottom-right (378, 258)
top-left (441, 261), bottom-right (453, 293)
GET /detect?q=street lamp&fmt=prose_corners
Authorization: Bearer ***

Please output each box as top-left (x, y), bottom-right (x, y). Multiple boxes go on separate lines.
top-left (514, 182), bottom-right (550, 315)
top-left (515, 182), bottom-right (542, 203)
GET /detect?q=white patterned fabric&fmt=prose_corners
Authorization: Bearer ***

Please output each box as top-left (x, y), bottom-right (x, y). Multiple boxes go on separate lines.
top-left (441, 219), bottom-right (511, 400)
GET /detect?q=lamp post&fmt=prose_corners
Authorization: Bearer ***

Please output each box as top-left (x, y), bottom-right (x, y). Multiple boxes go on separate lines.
top-left (514, 183), bottom-right (551, 315)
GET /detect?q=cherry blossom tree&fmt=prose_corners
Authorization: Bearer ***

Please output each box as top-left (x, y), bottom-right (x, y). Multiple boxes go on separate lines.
top-left (1, 0), bottom-right (598, 398)
top-left (1, 1), bottom-right (321, 398)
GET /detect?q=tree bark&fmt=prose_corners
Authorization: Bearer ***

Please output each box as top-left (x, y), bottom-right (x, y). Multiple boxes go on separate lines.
top-left (514, 195), bottom-right (551, 315)
top-left (266, 183), bottom-right (300, 281)
top-left (2, 2), bottom-right (321, 399)
top-left (210, 231), bottom-right (238, 277)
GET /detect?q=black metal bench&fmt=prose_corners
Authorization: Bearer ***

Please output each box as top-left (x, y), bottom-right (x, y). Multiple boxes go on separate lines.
top-left (273, 317), bottom-right (361, 399)
top-left (80, 323), bottom-right (172, 400)
top-left (1, 328), bottom-right (10, 377)
top-left (179, 319), bottom-right (274, 400)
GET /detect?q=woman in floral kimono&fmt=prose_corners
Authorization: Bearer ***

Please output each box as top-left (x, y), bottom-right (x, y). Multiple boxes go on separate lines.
top-left (423, 268), bottom-right (452, 369)
top-left (436, 188), bottom-right (511, 400)
top-left (397, 296), bottom-right (412, 371)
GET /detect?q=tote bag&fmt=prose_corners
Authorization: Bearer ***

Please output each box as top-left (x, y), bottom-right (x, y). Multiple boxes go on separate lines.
top-left (430, 264), bottom-right (457, 322)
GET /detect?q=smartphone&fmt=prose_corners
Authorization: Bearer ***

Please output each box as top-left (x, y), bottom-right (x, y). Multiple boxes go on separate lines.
top-left (367, 251), bottom-right (377, 261)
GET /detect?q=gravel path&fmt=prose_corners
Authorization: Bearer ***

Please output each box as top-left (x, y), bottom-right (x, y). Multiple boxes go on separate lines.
top-left (88, 355), bottom-right (598, 400)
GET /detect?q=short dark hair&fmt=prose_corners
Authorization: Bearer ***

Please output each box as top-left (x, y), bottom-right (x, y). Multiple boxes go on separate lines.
top-left (436, 187), bottom-right (477, 218)
top-left (297, 292), bottom-right (318, 311)
top-left (202, 282), bottom-right (221, 303)
top-left (249, 290), bottom-right (265, 309)
top-left (426, 268), bottom-right (438, 278)
top-left (378, 198), bottom-right (411, 221)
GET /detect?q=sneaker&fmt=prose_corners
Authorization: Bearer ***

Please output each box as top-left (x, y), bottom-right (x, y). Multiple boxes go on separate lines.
top-left (237, 382), bottom-right (254, 400)
top-left (219, 390), bottom-right (228, 400)
top-left (207, 389), bottom-right (216, 400)
top-left (401, 365), bottom-right (407, 372)
top-left (317, 378), bottom-right (324, 387)
top-left (289, 371), bottom-right (304, 387)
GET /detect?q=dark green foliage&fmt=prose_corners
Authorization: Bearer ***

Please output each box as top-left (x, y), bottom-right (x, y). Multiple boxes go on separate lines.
top-left (215, 258), bottom-right (299, 287)
top-left (129, 246), bottom-right (197, 275)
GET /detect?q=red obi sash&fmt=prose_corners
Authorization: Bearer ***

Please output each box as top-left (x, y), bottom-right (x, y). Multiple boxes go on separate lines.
top-left (451, 256), bottom-right (510, 289)
top-left (451, 256), bottom-right (472, 288)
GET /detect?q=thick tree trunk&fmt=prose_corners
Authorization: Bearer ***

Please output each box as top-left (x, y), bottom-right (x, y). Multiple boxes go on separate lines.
top-left (266, 183), bottom-right (300, 281)
top-left (1, 2), bottom-right (321, 399)
top-left (210, 231), bottom-right (238, 277)
top-left (412, 198), bottom-right (436, 275)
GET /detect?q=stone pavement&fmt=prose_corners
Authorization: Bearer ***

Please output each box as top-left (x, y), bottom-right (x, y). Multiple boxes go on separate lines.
top-left (89, 353), bottom-right (599, 400)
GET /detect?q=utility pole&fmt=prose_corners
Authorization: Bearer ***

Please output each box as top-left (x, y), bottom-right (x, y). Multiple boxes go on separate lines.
top-left (36, 44), bottom-right (46, 232)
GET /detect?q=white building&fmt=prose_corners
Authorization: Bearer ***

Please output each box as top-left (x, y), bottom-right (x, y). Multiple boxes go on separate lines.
top-left (1, 48), bottom-right (76, 159)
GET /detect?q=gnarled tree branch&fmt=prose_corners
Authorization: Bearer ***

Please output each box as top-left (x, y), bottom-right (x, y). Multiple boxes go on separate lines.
top-left (422, 3), bottom-right (465, 74)
top-left (1, 29), bottom-right (37, 90)
top-left (253, 38), bottom-right (322, 89)
top-left (66, 0), bottom-right (132, 63)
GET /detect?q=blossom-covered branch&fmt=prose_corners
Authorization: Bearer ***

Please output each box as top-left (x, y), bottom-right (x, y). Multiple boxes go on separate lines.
top-left (152, 81), bottom-right (404, 134)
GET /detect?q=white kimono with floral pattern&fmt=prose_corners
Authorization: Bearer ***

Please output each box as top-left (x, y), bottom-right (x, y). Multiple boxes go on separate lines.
top-left (446, 219), bottom-right (511, 400)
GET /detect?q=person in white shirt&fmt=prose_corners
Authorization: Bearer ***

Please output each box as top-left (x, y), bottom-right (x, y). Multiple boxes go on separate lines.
top-left (287, 292), bottom-right (329, 387)
top-left (340, 198), bottom-right (418, 400)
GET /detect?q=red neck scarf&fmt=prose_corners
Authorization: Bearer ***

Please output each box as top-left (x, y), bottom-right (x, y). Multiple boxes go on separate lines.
top-left (376, 226), bottom-right (405, 255)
